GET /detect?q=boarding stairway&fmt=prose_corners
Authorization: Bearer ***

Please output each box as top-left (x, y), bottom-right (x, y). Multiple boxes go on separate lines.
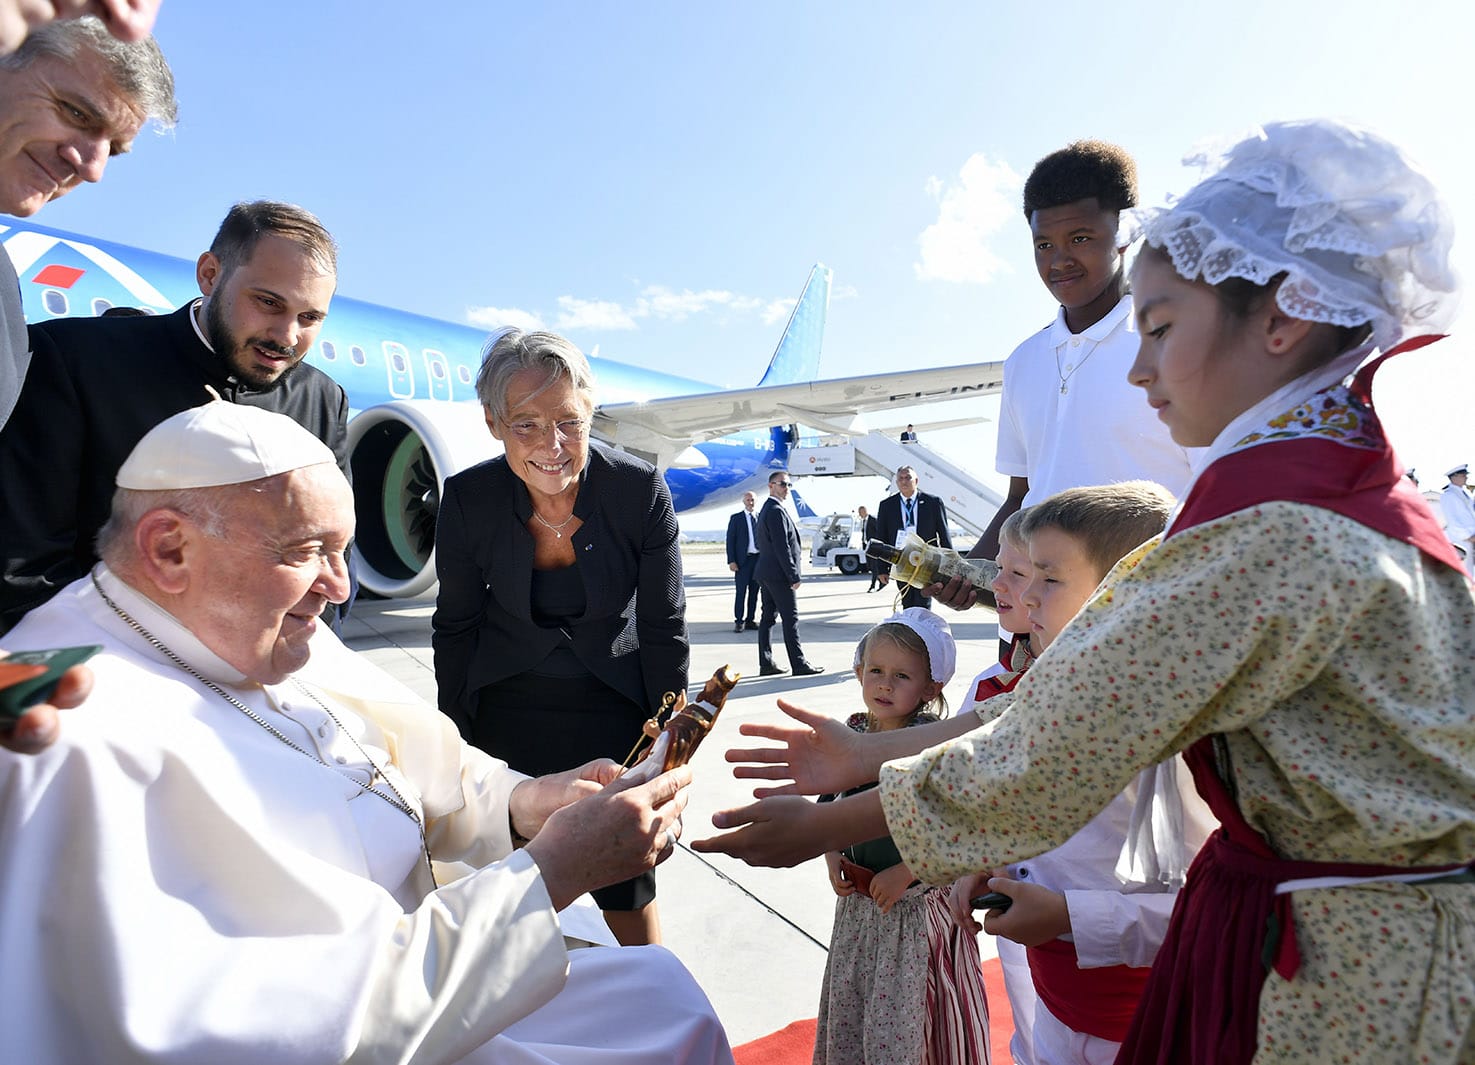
top-left (788, 432), bottom-right (1005, 538)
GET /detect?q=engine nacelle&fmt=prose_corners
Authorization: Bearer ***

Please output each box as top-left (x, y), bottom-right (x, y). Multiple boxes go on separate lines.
top-left (346, 400), bottom-right (500, 599)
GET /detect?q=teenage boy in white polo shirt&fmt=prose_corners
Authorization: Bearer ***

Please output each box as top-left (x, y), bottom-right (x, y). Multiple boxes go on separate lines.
top-left (975, 141), bottom-right (1192, 562)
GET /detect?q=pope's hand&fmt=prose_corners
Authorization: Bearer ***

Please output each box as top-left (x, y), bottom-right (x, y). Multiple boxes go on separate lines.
top-left (508, 759), bottom-right (619, 840)
top-left (523, 764), bottom-right (690, 911)
top-left (724, 699), bottom-right (868, 797)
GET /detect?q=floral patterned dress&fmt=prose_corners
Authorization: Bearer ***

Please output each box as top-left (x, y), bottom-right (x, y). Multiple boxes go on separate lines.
top-left (815, 713), bottom-right (991, 1064)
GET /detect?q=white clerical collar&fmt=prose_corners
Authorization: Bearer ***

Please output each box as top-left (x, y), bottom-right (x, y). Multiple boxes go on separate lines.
top-left (188, 297), bottom-right (215, 352)
top-left (92, 562), bottom-right (252, 688)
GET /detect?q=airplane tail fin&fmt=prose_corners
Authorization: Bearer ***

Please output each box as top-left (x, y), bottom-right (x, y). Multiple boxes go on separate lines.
top-left (757, 264), bottom-right (831, 387)
top-left (790, 487), bottom-right (818, 519)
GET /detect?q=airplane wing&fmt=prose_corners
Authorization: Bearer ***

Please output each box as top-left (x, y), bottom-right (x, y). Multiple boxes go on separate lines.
top-left (591, 361), bottom-right (1004, 458)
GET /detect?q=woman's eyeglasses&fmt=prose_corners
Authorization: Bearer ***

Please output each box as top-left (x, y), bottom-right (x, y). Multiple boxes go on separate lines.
top-left (505, 418), bottom-right (591, 442)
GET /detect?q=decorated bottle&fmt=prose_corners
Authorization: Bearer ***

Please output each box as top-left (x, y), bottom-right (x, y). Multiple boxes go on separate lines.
top-left (865, 533), bottom-right (999, 592)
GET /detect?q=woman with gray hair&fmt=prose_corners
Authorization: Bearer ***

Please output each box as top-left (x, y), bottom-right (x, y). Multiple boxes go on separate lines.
top-left (432, 329), bottom-right (688, 946)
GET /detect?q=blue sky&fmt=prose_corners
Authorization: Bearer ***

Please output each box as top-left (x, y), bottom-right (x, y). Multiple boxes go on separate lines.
top-left (32, 0), bottom-right (1475, 519)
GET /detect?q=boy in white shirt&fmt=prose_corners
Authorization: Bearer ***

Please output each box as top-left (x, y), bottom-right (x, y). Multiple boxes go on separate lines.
top-left (950, 482), bottom-right (1216, 1065)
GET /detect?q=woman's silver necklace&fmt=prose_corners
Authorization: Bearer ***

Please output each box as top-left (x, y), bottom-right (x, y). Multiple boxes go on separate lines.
top-left (1054, 343), bottom-right (1096, 395)
top-left (532, 510), bottom-right (577, 538)
top-left (91, 573), bottom-right (436, 885)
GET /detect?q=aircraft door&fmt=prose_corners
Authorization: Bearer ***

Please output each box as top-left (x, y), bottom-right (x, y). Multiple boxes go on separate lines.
top-left (383, 341), bottom-right (415, 399)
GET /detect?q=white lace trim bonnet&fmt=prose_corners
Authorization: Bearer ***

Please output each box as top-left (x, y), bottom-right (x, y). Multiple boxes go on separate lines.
top-left (1139, 119), bottom-right (1459, 351)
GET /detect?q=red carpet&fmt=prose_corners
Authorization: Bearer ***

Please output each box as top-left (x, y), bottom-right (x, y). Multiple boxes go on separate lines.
top-left (733, 957), bottom-right (1013, 1064)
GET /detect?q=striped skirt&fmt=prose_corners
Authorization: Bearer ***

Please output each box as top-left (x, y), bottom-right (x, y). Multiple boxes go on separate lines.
top-left (814, 884), bottom-right (991, 1064)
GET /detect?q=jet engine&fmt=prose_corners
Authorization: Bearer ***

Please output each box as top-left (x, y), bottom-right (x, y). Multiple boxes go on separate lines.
top-left (346, 401), bottom-right (499, 599)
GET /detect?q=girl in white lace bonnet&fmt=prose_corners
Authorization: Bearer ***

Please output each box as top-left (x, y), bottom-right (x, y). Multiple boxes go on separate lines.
top-left (1106, 119), bottom-right (1475, 1065)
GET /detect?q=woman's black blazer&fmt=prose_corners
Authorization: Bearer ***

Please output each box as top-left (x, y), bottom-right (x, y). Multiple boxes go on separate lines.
top-left (431, 442), bottom-right (689, 735)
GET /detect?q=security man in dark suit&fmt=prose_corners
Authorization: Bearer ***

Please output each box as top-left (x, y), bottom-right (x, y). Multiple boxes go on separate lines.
top-left (754, 471), bottom-right (824, 677)
top-left (858, 504), bottom-right (884, 591)
top-left (725, 491), bottom-right (761, 633)
top-left (876, 465), bottom-right (952, 609)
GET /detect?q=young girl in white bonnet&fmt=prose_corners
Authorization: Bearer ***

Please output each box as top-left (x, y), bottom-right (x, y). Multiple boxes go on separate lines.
top-left (814, 608), bottom-right (991, 1064)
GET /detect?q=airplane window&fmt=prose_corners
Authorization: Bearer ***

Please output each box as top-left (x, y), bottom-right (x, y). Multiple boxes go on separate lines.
top-left (430, 360), bottom-right (446, 379)
top-left (458, 366), bottom-right (472, 384)
top-left (351, 346), bottom-right (366, 366)
top-left (42, 290), bottom-right (68, 316)
top-left (92, 298), bottom-right (113, 315)
top-left (391, 353), bottom-right (407, 373)
top-left (321, 341), bottom-right (337, 361)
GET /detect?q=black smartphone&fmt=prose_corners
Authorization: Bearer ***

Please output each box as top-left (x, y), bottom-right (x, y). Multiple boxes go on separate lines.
top-left (969, 891), bottom-right (1013, 913)
top-left (0, 645), bottom-right (102, 726)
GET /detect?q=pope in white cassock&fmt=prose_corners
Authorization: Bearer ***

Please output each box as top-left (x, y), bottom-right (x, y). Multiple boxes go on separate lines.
top-left (0, 402), bottom-right (732, 1065)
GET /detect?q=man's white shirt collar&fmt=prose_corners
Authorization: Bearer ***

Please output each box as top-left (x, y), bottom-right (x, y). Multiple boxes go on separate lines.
top-left (1046, 293), bottom-right (1133, 350)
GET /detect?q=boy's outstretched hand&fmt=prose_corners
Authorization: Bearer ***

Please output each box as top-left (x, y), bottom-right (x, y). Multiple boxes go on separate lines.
top-left (690, 794), bottom-right (830, 868)
top-left (724, 699), bottom-right (868, 797)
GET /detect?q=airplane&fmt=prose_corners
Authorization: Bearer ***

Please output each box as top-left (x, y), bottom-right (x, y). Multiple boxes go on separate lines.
top-left (1, 220), bottom-right (1005, 599)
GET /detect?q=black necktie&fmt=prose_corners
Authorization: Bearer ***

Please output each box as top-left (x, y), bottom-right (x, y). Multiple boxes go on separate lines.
top-left (904, 497), bottom-right (915, 527)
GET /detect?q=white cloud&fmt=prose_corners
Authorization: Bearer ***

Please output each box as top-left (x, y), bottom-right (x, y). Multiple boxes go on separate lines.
top-left (469, 280), bottom-right (808, 336)
top-left (465, 305), bottom-right (545, 332)
top-left (915, 152), bottom-right (1022, 285)
top-left (760, 297), bottom-right (796, 326)
top-left (554, 296), bottom-right (638, 332)
top-left (632, 286), bottom-right (749, 322)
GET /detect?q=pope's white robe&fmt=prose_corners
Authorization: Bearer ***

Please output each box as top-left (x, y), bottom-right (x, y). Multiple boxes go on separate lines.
top-left (0, 568), bottom-right (731, 1064)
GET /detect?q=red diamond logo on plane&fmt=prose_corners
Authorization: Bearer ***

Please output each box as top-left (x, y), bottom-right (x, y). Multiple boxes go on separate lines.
top-left (31, 264), bottom-right (85, 288)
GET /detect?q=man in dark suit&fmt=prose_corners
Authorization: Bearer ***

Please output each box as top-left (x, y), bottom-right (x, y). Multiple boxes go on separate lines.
top-left (725, 491), bottom-right (761, 633)
top-left (858, 504), bottom-right (885, 592)
top-left (876, 465), bottom-right (952, 609)
top-left (754, 471), bottom-right (823, 677)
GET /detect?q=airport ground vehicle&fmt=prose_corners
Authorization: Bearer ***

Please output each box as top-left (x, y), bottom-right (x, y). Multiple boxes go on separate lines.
top-left (808, 514), bottom-right (866, 574)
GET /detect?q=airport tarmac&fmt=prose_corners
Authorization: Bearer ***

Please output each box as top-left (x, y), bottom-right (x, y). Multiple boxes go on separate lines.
top-left (341, 542), bottom-right (1004, 1047)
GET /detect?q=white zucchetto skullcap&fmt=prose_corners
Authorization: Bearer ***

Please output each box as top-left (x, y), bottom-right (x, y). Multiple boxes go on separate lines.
top-left (1446, 463), bottom-right (1469, 478)
top-left (854, 607), bottom-right (957, 686)
top-left (117, 402), bottom-right (337, 490)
